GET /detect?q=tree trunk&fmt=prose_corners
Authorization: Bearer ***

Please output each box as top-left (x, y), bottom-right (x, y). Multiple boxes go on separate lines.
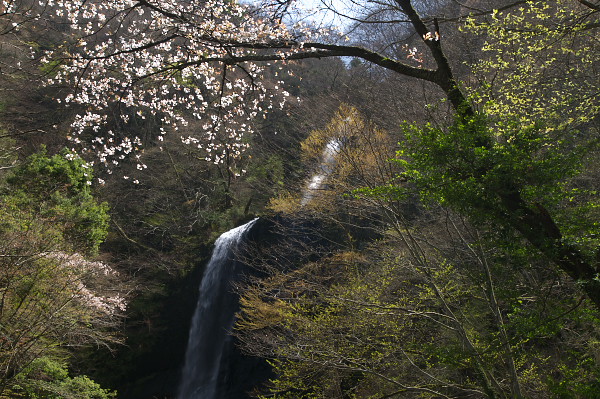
top-left (499, 190), bottom-right (600, 308)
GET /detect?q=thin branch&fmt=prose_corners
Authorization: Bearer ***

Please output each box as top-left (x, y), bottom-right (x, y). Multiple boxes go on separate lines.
top-left (578, 0), bottom-right (600, 11)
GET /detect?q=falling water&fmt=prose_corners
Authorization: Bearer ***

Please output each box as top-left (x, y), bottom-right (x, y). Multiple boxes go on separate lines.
top-left (177, 218), bottom-right (258, 399)
top-left (177, 138), bottom-right (342, 397)
top-left (301, 139), bottom-right (342, 205)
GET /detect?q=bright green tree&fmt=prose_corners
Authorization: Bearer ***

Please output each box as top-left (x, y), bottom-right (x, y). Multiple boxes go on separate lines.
top-left (11, 357), bottom-right (116, 399)
top-left (238, 68), bottom-right (600, 395)
top-left (4, 147), bottom-right (109, 254)
top-left (388, 0), bottom-right (600, 307)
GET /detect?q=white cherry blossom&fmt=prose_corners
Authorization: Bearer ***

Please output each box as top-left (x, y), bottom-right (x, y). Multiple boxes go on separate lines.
top-left (38, 0), bottom-right (323, 168)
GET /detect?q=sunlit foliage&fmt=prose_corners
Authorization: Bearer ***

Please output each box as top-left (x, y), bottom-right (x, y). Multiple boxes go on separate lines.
top-left (463, 0), bottom-right (600, 130)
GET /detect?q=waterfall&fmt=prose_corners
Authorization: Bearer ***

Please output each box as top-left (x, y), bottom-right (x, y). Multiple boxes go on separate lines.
top-left (176, 138), bottom-right (342, 397)
top-left (301, 138), bottom-right (342, 206)
top-left (177, 218), bottom-right (258, 399)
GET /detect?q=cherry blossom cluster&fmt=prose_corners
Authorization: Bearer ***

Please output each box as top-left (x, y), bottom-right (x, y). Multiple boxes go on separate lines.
top-left (76, 282), bottom-right (127, 314)
top-left (38, 0), bottom-right (321, 174)
top-left (402, 44), bottom-right (423, 64)
top-left (48, 252), bottom-right (127, 314)
top-left (1, 0), bottom-right (36, 29)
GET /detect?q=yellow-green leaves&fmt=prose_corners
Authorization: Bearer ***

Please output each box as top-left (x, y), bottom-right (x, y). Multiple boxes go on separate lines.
top-left (462, 0), bottom-right (599, 133)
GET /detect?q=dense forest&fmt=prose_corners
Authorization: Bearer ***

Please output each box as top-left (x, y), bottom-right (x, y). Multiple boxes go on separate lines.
top-left (0, 0), bottom-right (598, 397)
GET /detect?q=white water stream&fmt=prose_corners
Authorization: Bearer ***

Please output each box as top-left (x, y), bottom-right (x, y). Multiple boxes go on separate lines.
top-left (177, 218), bottom-right (258, 399)
top-left (301, 139), bottom-right (342, 206)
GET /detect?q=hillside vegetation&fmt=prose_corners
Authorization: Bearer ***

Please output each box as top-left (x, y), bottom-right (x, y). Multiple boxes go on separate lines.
top-left (0, 0), bottom-right (598, 398)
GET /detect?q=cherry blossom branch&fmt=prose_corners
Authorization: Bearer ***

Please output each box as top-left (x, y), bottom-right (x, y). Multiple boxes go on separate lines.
top-left (38, 0), bottom-right (474, 172)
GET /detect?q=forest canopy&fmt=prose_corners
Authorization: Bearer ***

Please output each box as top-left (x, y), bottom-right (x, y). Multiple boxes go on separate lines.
top-left (0, 0), bottom-right (598, 398)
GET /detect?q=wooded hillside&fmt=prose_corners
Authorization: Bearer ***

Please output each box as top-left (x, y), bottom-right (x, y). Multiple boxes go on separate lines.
top-left (0, 0), bottom-right (598, 397)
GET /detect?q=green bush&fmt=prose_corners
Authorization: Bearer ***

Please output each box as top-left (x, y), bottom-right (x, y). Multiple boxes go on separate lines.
top-left (11, 357), bottom-right (116, 399)
top-left (3, 146), bottom-right (109, 254)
